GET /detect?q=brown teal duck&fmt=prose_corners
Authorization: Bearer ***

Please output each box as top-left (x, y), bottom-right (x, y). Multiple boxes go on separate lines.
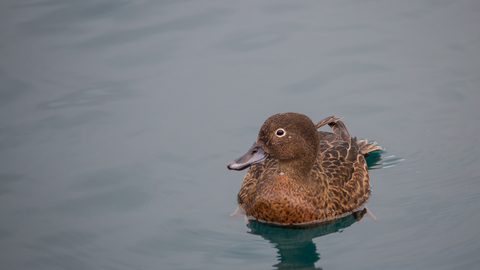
top-left (227, 112), bottom-right (381, 224)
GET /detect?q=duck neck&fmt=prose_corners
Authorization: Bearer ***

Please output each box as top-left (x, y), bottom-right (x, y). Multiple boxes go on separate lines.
top-left (277, 156), bottom-right (315, 182)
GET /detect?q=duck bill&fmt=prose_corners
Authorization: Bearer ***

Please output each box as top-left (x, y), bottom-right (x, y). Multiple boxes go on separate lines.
top-left (227, 141), bottom-right (268, 171)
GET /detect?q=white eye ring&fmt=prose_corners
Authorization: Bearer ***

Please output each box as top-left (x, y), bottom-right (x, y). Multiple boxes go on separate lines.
top-left (275, 128), bottom-right (286, 137)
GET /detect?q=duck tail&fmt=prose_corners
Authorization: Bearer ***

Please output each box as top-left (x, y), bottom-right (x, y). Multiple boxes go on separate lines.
top-left (356, 139), bottom-right (382, 157)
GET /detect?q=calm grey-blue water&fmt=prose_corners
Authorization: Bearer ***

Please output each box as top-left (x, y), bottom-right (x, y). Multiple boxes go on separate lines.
top-left (1, 1), bottom-right (479, 269)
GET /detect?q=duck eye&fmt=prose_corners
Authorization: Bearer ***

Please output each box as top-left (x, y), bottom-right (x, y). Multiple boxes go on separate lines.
top-left (275, 128), bottom-right (285, 137)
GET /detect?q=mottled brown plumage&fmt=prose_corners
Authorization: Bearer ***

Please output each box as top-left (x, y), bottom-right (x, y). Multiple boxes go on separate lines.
top-left (227, 112), bottom-right (381, 224)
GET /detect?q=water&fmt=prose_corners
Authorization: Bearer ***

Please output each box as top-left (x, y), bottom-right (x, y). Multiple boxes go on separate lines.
top-left (1, 1), bottom-right (480, 269)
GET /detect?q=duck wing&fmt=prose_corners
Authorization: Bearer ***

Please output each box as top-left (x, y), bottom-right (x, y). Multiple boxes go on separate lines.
top-left (315, 115), bottom-right (343, 129)
top-left (314, 119), bottom-right (362, 186)
top-left (316, 115), bottom-right (381, 156)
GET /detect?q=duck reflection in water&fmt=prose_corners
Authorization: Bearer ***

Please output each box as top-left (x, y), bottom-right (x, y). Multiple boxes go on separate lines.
top-left (236, 205), bottom-right (374, 270)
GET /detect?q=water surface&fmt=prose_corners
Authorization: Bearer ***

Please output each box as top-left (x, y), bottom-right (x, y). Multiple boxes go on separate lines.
top-left (1, 1), bottom-right (480, 269)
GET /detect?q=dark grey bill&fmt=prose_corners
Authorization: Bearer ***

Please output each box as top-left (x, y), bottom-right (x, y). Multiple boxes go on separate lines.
top-left (227, 141), bottom-right (268, 170)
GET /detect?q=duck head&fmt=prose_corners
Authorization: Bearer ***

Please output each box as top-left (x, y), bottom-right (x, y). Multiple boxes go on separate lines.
top-left (228, 112), bottom-right (320, 178)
